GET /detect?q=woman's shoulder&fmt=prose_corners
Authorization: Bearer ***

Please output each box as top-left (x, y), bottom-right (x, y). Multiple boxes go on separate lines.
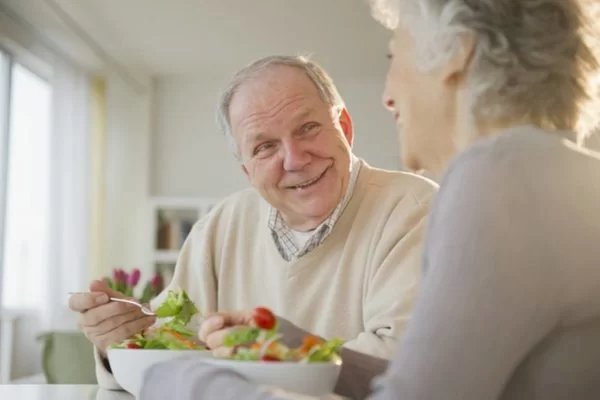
top-left (442, 125), bottom-right (599, 190)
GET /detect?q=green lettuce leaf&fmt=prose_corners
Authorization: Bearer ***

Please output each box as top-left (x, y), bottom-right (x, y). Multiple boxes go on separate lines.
top-left (154, 290), bottom-right (199, 326)
top-left (223, 326), bottom-right (260, 347)
top-left (306, 338), bottom-right (344, 363)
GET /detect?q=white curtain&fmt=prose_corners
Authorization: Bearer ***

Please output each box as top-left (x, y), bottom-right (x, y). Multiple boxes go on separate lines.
top-left (43, 57), bottom-right (91, 330)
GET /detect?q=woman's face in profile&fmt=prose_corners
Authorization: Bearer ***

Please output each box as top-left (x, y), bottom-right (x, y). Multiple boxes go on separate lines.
top-left (382, 23), bottom-right (459, 177)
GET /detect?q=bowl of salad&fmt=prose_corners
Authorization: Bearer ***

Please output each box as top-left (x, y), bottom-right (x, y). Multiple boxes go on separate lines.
top-left (201, 307), bottom-right (343, 396)
top-left (107, 289), bottom-right (211, 397)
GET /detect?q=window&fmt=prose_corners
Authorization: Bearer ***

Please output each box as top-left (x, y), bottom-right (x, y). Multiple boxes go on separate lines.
top-left (0, 51), bottom-right (52, 309)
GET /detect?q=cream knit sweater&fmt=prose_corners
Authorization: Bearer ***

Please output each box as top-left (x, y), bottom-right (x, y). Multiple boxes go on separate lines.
top-left (96, 161), bottom-right (437, 388)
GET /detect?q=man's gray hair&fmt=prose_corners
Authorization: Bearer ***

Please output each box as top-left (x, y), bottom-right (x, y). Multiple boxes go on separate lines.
top-left (369, 0), bottom-right (600, 143)
top-left (217, 55), bottom-right (346, 158)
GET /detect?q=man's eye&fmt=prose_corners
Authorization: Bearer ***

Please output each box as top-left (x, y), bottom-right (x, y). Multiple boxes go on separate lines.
top-left (301, 122), bottom-right (319, 134)
top-left (254, 142), bottom-right (275, 156)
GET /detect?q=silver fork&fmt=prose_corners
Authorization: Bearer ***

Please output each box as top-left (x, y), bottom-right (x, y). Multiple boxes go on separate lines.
top-left (109, 297), bottom-right (156, 316)
top-left (67, 292), bottom-right (156, 316)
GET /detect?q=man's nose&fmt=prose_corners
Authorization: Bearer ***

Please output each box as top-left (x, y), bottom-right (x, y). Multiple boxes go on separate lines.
top-left (282, 140), bottom-right (311, 171)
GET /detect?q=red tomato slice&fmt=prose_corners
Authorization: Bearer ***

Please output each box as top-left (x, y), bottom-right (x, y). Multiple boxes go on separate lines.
top-left (260, 355), bottom-right (281, 362)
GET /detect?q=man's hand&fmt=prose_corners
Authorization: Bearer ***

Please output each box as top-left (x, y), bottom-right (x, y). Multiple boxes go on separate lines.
top-left (198, 310), bottom-right (254, 351)
top-left (69, 279), bottom-right (156, 357)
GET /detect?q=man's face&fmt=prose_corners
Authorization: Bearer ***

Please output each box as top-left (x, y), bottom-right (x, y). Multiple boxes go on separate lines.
top-left (229, 66), bottom-right (354, 231)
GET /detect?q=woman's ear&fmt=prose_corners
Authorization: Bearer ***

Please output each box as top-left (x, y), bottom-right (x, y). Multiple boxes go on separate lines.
top-left (441, 32), bottom-right (475, 85)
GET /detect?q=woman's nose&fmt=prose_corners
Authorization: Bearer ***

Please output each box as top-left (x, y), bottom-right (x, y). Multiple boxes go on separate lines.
top-left (383, 96), bottom-right (395, 111)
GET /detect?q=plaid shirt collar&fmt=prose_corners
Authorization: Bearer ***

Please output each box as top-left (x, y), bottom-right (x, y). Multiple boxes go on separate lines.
top-left (268, 156), bottom-right (362, 261)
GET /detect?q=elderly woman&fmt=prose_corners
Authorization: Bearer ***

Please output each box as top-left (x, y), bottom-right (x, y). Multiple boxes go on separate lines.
top-left (140, 0), bottom-right (600, 399)
top-left (367, 0), bottom-right (600, 399)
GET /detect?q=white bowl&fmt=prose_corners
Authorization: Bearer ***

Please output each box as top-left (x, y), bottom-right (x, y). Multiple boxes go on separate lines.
top-left (200, 358), bottom-right (342, 396)
top-left (107, 348), bottom-right (212, 397)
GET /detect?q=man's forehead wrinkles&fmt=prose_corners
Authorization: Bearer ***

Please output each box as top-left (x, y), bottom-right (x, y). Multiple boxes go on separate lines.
top-left (237, 93), bottom-right (306, 131)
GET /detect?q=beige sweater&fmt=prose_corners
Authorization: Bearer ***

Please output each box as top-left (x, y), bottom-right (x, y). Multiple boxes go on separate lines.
top-left (96, 161), bottom-right (437, 388)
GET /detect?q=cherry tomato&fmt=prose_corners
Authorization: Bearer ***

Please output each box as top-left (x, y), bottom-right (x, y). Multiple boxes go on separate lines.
top-left (253, 307), bottom-right (276, 330)
top-left (126, 342), bottom-right (142, 349)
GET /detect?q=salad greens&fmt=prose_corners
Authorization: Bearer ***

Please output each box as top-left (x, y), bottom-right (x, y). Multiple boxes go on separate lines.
top-left (223, 326), bottom-right (261, 347)
top-left (222, 307), bottom-right (343, 363)
top-left (305, 337), bottom-right (344, 363)
top-left (111, 289), bottom-right (204, 350)
top-left (154, 290), bottom-right (198, 337)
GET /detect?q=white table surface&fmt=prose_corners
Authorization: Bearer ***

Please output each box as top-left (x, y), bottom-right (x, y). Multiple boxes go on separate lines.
top-left (0, 384), bottom-right (134, 400)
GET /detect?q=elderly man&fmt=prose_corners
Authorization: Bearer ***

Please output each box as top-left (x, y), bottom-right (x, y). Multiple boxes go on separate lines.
top-left (69, 55), bottom-right (436, 392)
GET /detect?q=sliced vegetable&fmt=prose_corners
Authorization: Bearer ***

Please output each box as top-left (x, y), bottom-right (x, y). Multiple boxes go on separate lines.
top-left (222, 307), bottom-right (343, 363)
top-left (261, 355), bottom-right (281, 362)
top-left (305, 338), bottom-right (344, 363)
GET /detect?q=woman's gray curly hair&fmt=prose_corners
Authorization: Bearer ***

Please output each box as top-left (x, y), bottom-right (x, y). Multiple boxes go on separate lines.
top-left (370, 0), bottom-right (600, 142)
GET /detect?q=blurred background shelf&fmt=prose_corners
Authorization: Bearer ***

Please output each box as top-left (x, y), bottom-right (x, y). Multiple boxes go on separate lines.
top-left (149, 197), bottom-right (220, 282)
top-left (152, 250), bottom-right (180, 264)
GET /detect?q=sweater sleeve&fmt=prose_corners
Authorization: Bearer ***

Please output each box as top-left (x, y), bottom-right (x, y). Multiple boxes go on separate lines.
top-left (343, 190), bottom-right (431, 360)
top-left (370, 148), bottom-right (563, 399)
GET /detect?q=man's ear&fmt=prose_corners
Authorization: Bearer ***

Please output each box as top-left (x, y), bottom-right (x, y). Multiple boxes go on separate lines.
top-left (441, 32), bottom-right (475, 85)
top-left (338, 107), bottom-right (354, 146)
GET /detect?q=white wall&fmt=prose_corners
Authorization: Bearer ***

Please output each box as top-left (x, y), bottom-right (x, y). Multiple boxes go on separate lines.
top-left (342, 79), bottom-right (402, 171)
top-left (101, 74), bottom-right (154, 277)
top-left (151, 73), bottom-right (400, 197)
top-left (151, 74), bottom-right (246, 197)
